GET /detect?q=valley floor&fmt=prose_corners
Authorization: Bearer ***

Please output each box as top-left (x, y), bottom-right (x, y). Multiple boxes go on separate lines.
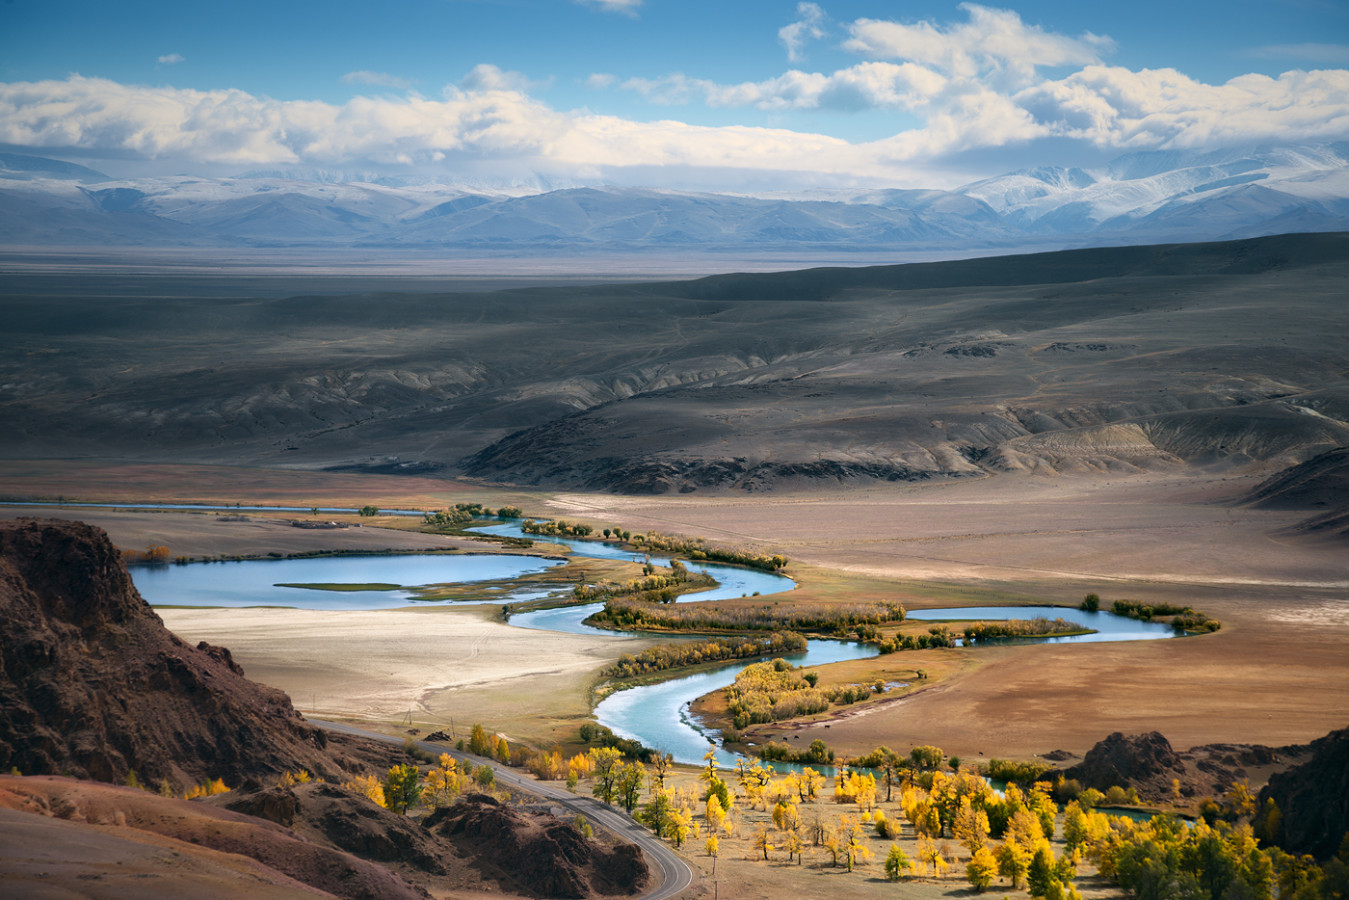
top-left (2, 462), bottom-right (1345, 762)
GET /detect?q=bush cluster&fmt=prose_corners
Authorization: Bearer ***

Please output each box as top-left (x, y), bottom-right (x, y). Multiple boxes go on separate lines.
top-left (576, 722), bottom-right (654, 761)
top-left (758, 738), bottom-right (836, 764)
top-left (589, 597), bottom-right (905, 634)
top-left (1110, 598), bottom-right (1222, 633)
top-left (724, 658), bottom-right (885, 729)
top-left (603, 632), bottom-right (808, 678)
top-left (961, 617), bottom-right (1088, 643)
top-left (521, 518), bottom-right (594, 537)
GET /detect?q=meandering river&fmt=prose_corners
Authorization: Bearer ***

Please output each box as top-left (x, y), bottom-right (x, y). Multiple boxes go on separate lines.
top-left (130, 517), bottom-right (1178, 765)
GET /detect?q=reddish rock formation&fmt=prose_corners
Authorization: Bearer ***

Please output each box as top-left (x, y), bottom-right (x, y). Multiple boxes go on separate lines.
top-left (0, 518), bottom-right (359, 789)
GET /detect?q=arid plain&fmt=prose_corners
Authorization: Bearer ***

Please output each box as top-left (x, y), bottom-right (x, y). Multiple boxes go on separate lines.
top-left (2, 235), bottom-right (1348, 899)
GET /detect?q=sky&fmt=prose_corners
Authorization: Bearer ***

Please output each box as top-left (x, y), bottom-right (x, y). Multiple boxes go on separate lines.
top-left (1, 0), bottom-right (1346, 191)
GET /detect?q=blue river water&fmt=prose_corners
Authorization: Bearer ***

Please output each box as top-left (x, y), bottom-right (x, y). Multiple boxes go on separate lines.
top-left (127, 515), bottom-right (1179, 765)
top-left (132, 553), bottom-right (564, 610)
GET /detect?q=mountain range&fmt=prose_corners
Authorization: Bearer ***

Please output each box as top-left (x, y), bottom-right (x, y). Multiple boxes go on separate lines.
top-left (2, 144), bottom-right (1346, 255)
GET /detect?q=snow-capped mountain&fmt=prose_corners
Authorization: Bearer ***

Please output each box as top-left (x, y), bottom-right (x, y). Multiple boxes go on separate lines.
top-left (960, 143), bottom-right (1349, 240)
top-left (1, 144), bottom-right (1345, 253)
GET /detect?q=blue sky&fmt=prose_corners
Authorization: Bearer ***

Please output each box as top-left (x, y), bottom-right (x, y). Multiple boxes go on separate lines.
top-left (1, 0), bottom-right (1346, 189)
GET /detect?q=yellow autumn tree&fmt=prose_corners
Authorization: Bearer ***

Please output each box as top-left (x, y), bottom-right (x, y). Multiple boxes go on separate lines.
top-left (843, 817), bottom-right (872, 872)
top-left (968, 844), bottom-right (999, 891)
top-left (343, 774), bottom-right (386, 808)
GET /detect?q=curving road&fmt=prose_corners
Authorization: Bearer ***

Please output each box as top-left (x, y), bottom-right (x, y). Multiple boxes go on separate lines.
top-left (313, 719), bottom-right (695, 900)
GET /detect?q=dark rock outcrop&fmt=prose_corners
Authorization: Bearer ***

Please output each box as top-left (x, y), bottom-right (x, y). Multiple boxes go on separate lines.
top-left (0, 518), bottom-right (359, 789)
top-left (217, 781), bottom-right (451, 874)
top-left (1063, 731), bottom-right (1186, 795)
top-left (426, 793), bottom-right (650, 898)
top-left (1257, 725), bottom-right (1349, 860)
top-left (1062, 731), bottom-right (1306, 803)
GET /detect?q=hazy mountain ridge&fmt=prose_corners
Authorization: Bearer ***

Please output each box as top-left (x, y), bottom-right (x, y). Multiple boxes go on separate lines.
top-left (1, 144), bottom-right (1346, 252)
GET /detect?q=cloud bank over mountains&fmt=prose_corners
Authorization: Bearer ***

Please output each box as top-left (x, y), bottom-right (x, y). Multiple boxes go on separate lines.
top-left (1, 5), bottom-right (1345, 192)
top-left (3, 142), bottom-right (1345, 255)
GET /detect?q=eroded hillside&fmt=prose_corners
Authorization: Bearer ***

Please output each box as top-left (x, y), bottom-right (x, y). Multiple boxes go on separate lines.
top-left (2, 233), bottom-right (1346, 499)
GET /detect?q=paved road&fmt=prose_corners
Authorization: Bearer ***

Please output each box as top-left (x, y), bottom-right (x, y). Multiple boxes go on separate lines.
top-left (313, 719), bottom-right (695, 900)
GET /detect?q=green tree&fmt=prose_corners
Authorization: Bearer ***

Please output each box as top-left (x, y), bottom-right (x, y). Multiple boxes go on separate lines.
top-left (875, 747), bottom-right (905, 802)
top-left (590, 747), bottom-right (623, 805)
top-left (383, 764), bottom-right (423, 814)
top-left (641, 789), bottom-right (674, 836)
top-left (358, 505), bottom-right (379, 517)
top-left (617, 761), bottom-right (646, 813)
top-left (886, 843), bottom-right (913, 881)
top-left (1028, 841), bottom-right (1058, 897)
top-left (911, 745), bottom-right (945, 771)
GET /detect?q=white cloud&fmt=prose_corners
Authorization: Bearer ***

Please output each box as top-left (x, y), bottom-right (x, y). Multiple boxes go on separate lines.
top-left (587, 73), bottom-right (617, 89)
top-left (1019, 66), bottom-right (1349, 149)
top-left (341, 70), bottom-right (414, 90)
top-left (576, 0), bottom-right (641, 16)
top-left (779, 3), bottom-right (827, 63)
top-left (624, 62), bottom-right (948, 112)
top-left (458, 64), bottom-right (539, 93)
top-left (157, 54), bottom-right (184, 65)
top-left (845, 3), bottom-right (1113, 87)
top-left (1, 53), bottom-right (1346, 192)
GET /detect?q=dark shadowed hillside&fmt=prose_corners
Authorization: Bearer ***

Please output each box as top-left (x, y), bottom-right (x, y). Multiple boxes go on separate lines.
top-left (2, 233), bottom-right (1347, 505)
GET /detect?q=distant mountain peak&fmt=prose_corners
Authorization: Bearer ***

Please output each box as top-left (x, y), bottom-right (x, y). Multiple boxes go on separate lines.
top-left (1, 144), bottom-right (1346, 252)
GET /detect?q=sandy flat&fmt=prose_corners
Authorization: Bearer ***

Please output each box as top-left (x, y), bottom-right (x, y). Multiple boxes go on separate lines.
top-left (157, 603), bottom-right (646, 744)
top-left (546, 472), bottom-right (1348, 590)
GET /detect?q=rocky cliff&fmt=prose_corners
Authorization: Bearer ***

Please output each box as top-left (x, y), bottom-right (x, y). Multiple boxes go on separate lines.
top-left (0, 518), bottom-right (361, 789)
top-left (1257, 725), bottom-right (1349, 860)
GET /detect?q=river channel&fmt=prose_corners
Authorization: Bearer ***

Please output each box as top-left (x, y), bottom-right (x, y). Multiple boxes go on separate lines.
top-left (130, 516), bottom-right (1178, 765)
